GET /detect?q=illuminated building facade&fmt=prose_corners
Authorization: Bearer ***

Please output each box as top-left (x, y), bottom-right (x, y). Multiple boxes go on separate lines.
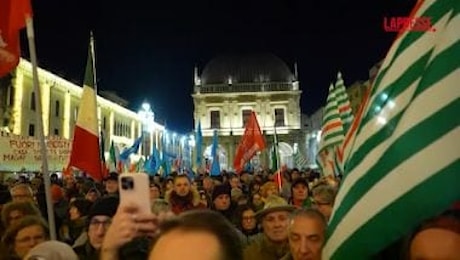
top-left (0, 59), bottom-right (165, 165)
top-left (192, 53), bottom-right (305, 171)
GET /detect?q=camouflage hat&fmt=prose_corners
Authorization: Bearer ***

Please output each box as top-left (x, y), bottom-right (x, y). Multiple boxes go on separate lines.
top-left (256, 195), bottom-right (295, 219)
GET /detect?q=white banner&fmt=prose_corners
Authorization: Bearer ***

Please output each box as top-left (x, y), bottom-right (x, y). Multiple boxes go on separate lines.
top-left (0, 131), bottom-right (71, 172)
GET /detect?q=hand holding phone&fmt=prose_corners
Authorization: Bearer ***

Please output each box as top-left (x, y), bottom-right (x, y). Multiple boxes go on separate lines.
top-left (119, 172), bottom-right (151, 215)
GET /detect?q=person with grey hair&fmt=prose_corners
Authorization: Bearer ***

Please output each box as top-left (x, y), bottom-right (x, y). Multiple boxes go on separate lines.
top-left (243, 195), bottom-right (295, 260)
top-left (24, 240), bottom-right (79, 260)
top-left (281, 208), bottom-right (327, 260)
top-left (311, 184), bottom-right (336, 221)
top-left (9, 184), bottom-right (34, 203)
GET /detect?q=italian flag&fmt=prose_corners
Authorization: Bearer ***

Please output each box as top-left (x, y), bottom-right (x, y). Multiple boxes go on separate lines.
top-left (68, 36), bottom-right (103, 181)
top-left (324, 0), bottom-right (460, 258)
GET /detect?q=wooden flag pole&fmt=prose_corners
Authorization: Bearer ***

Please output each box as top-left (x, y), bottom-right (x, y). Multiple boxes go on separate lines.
top-left (26, 16), bottom-right (57, 240)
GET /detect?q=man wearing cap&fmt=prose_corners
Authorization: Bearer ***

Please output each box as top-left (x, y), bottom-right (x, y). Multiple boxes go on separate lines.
top-left (212, 184), bottom-right (237, 224)
top-left (103, 172), bottom-right (119, 197)
top-left (243, 195), bottom-right (295, 260)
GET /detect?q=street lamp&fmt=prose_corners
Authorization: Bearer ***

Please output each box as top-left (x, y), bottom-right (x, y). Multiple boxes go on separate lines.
top-left (138, 101), bottom-right (155, 158)
top-left (138, 101), bottom-right (155, 132)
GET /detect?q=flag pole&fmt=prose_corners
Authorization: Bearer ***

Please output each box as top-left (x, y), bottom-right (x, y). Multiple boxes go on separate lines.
top-left (89, 31), bottom-right (97, 94)
top-left (89, 31), bottom-right (104, 180)
top-left (273, 124), bottom-right (282, 192)
top-left (25, 16), bottom-right (57, 240)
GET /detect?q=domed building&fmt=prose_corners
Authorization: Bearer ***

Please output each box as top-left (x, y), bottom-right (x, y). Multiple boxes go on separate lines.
top-left (192, 53), bottom-right (305, 171)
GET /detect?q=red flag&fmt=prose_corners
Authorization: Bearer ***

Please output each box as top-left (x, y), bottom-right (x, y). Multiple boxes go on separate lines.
top-left (233, 111), bottom-right (266, 173)
top-left (68, 38), bottom-right (103, 181)
top-left (0, 0), bottom-right (32, 77)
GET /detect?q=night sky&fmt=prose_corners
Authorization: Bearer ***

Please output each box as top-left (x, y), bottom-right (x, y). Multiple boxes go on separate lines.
top-left (21, 0), bottom-right (416, 133)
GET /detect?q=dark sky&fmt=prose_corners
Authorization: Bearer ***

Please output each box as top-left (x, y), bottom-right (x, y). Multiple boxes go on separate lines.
top-left (22, 0), bottom-right (415, 133)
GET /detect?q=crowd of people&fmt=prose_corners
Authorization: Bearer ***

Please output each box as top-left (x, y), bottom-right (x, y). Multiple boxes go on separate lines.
top-left (0, 167), bottom-right (458, 260)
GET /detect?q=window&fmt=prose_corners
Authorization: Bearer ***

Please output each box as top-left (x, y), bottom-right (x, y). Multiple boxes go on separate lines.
top-left (210, 111), bottom-right (220, 129)
top-left (103, 117), bottom-right (107, 130)
top-left (274, 108), bottom-right (285, 127)
top-left (54, 128), bottom-right (59, 136)
top-left (8, 86), bottom-right (14, 106)
top-left (113, 122), bottom-right (116, 135)
top-left (242, 109), bottom-right (252, 127)
top-left (28, 124), bottom-right (35, 137)
top-left (74, 107), bottom-right (79, 121)
top-left (30, 92), bottom-right (36, 111)
top-left (55, 101), bottom-right (60, 117)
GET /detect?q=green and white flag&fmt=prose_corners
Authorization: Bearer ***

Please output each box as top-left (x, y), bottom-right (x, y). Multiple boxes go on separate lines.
top-left (323, 1), bottom-right (460, 259)
top-left (294, 151), bottom-right (309, 170)
top-left (333, 71), bottom-right (354, 133)
top-left (317, 83), bottom-right (345, 176)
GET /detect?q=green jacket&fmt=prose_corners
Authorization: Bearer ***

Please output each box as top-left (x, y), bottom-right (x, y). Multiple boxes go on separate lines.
top-left (243, 235), bottom-right (290, 260)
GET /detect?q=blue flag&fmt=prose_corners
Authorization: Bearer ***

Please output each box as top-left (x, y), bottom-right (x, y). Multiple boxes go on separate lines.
top-left (120, 134), bottom-right (143, 162)
top-left (195, 121), bottom-right (203, 168)
top-left (145, 146), bottom-right (161, 175)
top-left (210, 130), bottom-right (220, 176)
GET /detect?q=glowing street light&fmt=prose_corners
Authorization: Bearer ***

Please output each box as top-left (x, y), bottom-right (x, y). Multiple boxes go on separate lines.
top-left (138, 101), bottom-right (155, 132)
top-left (138, 101), bottom-right (155, 158)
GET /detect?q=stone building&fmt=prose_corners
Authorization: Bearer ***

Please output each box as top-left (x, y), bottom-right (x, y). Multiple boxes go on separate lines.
top-left (192, 53), bottom-right (306, 170)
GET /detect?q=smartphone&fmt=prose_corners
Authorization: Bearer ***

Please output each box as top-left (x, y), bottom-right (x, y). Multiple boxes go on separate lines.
top-left (119, 172), bottom-right (151, 214)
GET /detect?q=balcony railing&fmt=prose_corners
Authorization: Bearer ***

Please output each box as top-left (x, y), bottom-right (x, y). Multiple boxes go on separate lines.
top-left (198, 82), bottom-right (295, 94)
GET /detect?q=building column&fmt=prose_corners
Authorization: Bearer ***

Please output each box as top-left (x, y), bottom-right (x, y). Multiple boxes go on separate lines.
top-left (12, 72), bottom-right (24, 135)
top-left (40, 82), bottom-right (51, 136)
top-left (223, 100), bottom-right (230, 130)
top-left (149, 130), bottom-right (154, 156)
top-left (63, 91), bottom-right (71, 139)
top-left (109, 111), bottom-right (115, 143)
top-left (231, 100), bottom-right (238, 128)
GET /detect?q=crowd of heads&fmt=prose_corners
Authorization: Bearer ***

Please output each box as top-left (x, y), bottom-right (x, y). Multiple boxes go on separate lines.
top-left (0, 167), bottom-right (458, 260)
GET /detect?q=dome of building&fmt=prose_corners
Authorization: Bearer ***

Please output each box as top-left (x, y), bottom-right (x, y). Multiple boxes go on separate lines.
top-left (200, 53), bottom-right (295, 85)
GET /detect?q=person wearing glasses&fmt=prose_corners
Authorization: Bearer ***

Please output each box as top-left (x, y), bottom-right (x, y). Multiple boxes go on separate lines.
top-left (311, 184), bottom-right (336, 222)
top-left (236, 204), bottom-right (260, 246)
top-left (73, 197), bottom-right (119, 259)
